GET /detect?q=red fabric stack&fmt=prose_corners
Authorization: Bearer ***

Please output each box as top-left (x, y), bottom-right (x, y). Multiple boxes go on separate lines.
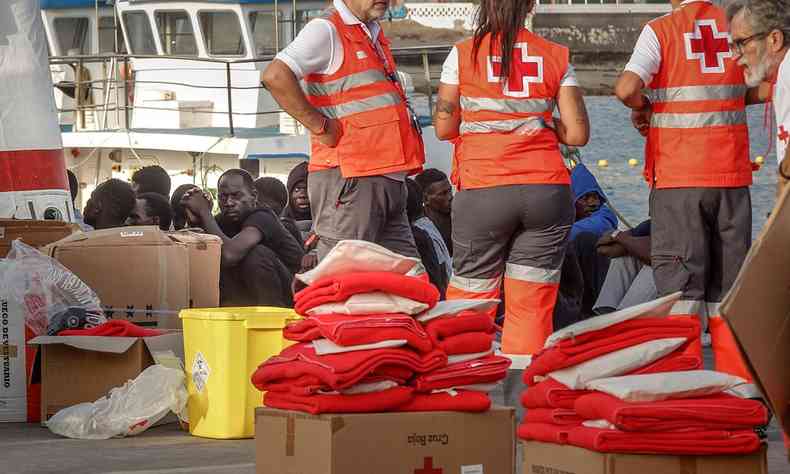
top-left (402, 306), bottom-right (511, 412)
top-left (253, 270), bottom-right (489, 414)
top-left (517, 308), bottom-right (766, 456)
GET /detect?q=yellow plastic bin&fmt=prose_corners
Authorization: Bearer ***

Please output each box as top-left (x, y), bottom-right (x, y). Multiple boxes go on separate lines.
top-left (180, 307), bottom-right (298, 439)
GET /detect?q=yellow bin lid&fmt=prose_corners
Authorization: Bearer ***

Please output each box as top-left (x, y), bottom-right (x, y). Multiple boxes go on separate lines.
top-left (179, 307), bottom-right (299, 329)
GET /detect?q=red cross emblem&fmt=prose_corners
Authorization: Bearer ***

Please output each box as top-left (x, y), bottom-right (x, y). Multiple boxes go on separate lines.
top-left (414, 457), bottom-right (443, 474)
top-left (487, 42), bottom-right (544, 98)
top-left (780, 126), bottom-right (790, 144)
top-left (684, 20), bottom-right (732, 74)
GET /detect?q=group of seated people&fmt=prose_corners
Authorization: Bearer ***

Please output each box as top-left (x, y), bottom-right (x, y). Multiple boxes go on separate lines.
top-left (68, 163), bottom-right (456, 310)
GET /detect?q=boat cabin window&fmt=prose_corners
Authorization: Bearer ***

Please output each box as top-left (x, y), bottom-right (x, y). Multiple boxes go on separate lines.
top-left (199, 11), bottom-right (245, 56)
top-left (296, 9), bottom-right (324, 34)
top-left (249, 10), bottom-right (282, 57)
top-left (123, 11), bottom-right (157, 54)
top-left (53, 17), bottom-right (90, 55)
top-left (155, 11), bottom-right (198, 56)
top-left (99, 16), bottom-right (127, 53)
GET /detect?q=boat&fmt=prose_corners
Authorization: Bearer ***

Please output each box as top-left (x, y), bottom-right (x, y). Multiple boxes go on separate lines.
top-left (40, 0), bottom-right (453, 208)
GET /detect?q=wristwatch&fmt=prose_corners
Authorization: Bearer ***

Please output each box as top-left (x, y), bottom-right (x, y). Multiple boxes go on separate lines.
top-left (610, 230), bottom-right (622, 240)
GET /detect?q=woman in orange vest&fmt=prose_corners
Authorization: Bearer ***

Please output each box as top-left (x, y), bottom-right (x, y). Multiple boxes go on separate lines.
top-left (434, 0), bottom-right (590, 357)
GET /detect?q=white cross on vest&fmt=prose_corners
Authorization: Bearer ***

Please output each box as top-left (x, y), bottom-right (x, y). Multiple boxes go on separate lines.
top-left (683, 19), bottom-right (733, 74)
top-left (486, 42), bottom-right (544, 98)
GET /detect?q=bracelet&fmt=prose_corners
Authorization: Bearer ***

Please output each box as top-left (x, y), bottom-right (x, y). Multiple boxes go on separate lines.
top-left (610, 230), bottom-right (622, 240)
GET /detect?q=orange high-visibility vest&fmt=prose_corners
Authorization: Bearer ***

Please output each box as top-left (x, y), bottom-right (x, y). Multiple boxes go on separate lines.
top-left (645, 0), bottom-right (752, 188)
top-left (454, 29), bottom-right (570, 190)
top-left (303, 9), bottom-right (424, 178)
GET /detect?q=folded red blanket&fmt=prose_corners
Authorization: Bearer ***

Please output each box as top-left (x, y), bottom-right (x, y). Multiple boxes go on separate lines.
top-left (566, 426), bottom-right (762, 455)
top-left (263, 365), bottom-right (415, 395)
top-left (423, 312), bottom-right (494, 339)
top-left (517, 422), bottom-right (572, 443)
top-left (412, 355), bottom-right (511, 392)
top-left (58, 319), bottom-right (163, 337)
top-left (524, 317), bottom-right (701, 385)
top-left (521, 378), bottom-right (592, 409)
top-left (525, 408), bottom-right (584, 426)
top-left (294, 272), bottom-right (439, 315)
top-left (264, 386), bottom-right (414, 414)
top-left (433, 331), bottom-right (494, 356)
top-left (252, 343), bottom-right (446, 392)
top-left (283, 314), bottom-right (434, 353)
top-left (574, 392), bottom-right (769, 432)
top-left (397, 390), bottom-right (491, 412)
top-left (630, 348), bottom-right (702, 375)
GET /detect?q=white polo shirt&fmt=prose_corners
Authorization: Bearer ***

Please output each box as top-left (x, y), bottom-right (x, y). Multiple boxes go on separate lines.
top-left (623, 0), bottom-right (713, 86)
top-left (775, 50), bottom-right (790, 164)
top-left (275, 0), bottom-right (383, 79)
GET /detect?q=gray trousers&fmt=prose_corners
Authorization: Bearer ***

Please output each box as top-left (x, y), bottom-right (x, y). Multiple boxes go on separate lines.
top-left (594, 256), bottom-right (657, 311)
top-left (650, 187), bottom-right (751, 315)
top-left (308, 167), bottom-right (418, 260)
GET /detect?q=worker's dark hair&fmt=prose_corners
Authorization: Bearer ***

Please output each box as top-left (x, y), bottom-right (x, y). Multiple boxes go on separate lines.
top-left (138, 192), bottom-right (173, 231)
top-left (132, 165), bottom-right (172, 197)
top-left (414, 169), bottom-right (448, 196)
top-left (218, 168), bottom-right (256, 193)
top-left (405, 178), bottom-right (424, 223)
top-left (472, 0), bottom-right (536, 83)
top-left (95, 178), bottom-right (136, 222)
top-left (255, 177), bottom-right (288, 215)
top-left (66, 169), bottom-right (79, 203)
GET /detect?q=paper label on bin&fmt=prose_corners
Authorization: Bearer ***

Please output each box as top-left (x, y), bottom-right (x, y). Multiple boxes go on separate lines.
top-left (461, 464), bottom-right (483, 474)
top-left (192, 352), bottom-right (210, 393)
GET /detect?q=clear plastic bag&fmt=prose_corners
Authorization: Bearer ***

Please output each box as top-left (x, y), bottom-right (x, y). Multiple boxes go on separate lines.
top-left (47, 365), bottom-right (188, 439)
top-left (1, 239), bottom-right (105, 336)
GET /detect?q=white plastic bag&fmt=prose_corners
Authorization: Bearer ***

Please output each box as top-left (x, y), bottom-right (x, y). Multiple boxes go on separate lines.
top-left (1, 240), bottom-right (105, 336)
top-left (307, 292), bottom-right (429, 316)
top-left (296, 240), bottom-right (422, 285)
top-left (585, 370), bottom-right (747, 403)
top-left (548, 338), bottom-right (687, 390)
top-left (47, 365), bottom-right (187, 439)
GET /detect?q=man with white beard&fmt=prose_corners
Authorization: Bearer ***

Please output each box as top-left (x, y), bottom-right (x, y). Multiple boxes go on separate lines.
top-left (728, 0), bottom-right (790, 192)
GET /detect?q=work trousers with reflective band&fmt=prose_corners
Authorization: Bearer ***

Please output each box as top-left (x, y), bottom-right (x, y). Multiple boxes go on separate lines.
top-left (447, 184), bottom-right (574, 355)
top-left (651, 187), bottom-right (752, 380)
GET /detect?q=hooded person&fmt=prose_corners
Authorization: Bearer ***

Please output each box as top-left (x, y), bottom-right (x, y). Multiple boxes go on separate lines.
top-left (570, 163), bottom-right (617, 241)
top-left (283, 162), bottom-right (311, 226)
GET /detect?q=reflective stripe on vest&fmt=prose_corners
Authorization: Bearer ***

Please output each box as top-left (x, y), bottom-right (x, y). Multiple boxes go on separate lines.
top-left (650, 110), bottom-right (746, 128)
top-left (316, 91), bottom-right (403, 119)
top-left (460, 116), bottom-right (549, 134)
top-left (305, 69), bottom-right (390, 96)
top-left (460, 96), bottom-right (554, 114)
top-left (449, 274), bottom-right (502, 293)
top-left (650, 84), bottom-right (747, 103)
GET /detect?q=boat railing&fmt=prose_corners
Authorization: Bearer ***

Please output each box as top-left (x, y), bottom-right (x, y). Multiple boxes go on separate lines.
top-left (49, 45), bottom-right (452, 137)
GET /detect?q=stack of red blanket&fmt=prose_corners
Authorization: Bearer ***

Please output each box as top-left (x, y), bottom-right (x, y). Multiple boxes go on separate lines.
top-left (406, 301), bottom-right (510, 412)
top-left (517, 300), bottom-right (766, 456)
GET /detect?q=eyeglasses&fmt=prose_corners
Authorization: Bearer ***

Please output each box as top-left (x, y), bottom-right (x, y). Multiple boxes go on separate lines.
top-left (729, 32), bottom-right (769, 55)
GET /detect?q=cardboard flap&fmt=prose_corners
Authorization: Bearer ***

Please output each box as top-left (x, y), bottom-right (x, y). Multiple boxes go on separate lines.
top-left (29, 335), bottom-right (138, 353)
top-left (143, 332), bottom-right (185, 365)
top-left (721, 184), bottom-right (790, 434)
top-left (46, 226), bottom-right (179, 250)
top-left (168, 230), bottom-right (222, 249)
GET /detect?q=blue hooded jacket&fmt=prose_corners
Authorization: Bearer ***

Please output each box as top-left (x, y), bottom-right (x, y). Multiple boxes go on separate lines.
top-left (570, 163), bottom-right (617, 240)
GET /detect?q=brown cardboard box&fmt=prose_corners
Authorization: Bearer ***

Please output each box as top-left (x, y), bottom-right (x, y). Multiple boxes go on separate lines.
top-left (46, 227), bottom-right (194, 328)
top-left (0, 219), bottom-right (79, 257)
top-left (721, 185), bottom-right (790, 434)
top-left (255, 407), bottom-right (515, 474)
top-left (523, 441), bottom-right (767, 474)
top-left (168, 231), bottom-right (221, 309)
top-left (30, 332), bottom-right (183, 421)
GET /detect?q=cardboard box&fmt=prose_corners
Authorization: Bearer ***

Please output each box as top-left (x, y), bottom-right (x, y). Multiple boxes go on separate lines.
top-left (168, 230), bottom-right (221, 309)
top-left (30, 332), bottom-right (183, 421)
top-left (46, 226), bottom-right (220, 328)
top-left (721, 185), bottom-right (790, 434)
top-left (523, 441), bottom-right (767, 474)
top-left (0, 219), bottom-right (79, 257)
top-left (256, 407), bottom-right (515, 474)
top-left (0, 261), bottom-right (33, 422)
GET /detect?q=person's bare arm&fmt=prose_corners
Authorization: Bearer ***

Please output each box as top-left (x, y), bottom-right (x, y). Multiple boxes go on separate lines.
top-left (615, 71), bottom-right (652, 137)
top-left (615, 233), bottom-right (652, 265)
top-left (554, 86), bottom-right (590, 146)
top-left (745, 82), bottom-right (773, 105)
top-left (434, 83), bottom-right (461, 140)
top-left (261, 59), bottom-right (341, 146)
